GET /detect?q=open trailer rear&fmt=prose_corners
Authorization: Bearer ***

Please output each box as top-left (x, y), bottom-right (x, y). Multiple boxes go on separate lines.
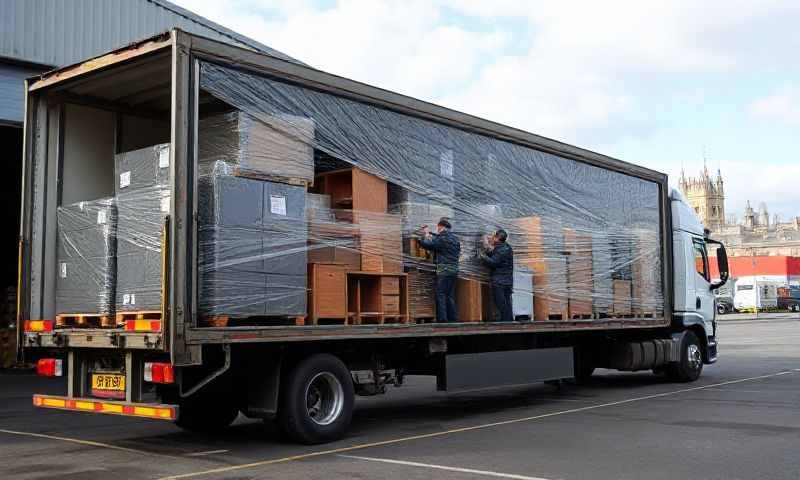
top-left (18, 30), bottom-right (728, 443)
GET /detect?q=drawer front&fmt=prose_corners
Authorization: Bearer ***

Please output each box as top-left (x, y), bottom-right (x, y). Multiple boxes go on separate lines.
top-left (380, 276), bottom-right (400, 295)
top-left (382, 294), bottom-right (401, 313)
top-left (313, 265), bottom-right (347, 317)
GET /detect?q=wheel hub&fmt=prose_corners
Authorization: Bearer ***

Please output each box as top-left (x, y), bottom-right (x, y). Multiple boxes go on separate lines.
top-left (304, 372), bottom-right (344, 426)
top-left (687, 344), bottom-right (702, 371)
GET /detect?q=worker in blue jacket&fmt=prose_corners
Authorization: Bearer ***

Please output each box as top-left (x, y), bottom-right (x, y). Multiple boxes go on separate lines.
top-left (418, 218), bottom-right (461, 323)
top-left (480, 229), bottom-right (515, 322)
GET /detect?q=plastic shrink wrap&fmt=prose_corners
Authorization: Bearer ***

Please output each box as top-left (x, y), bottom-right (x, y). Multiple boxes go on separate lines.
top-left (52, 58), bottom-right (666, 327)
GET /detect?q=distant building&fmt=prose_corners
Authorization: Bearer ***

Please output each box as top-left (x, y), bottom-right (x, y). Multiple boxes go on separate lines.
top-left (678, 165), bottom-right (726, 232)
top-left (679, 166), bottom-right (800, 257)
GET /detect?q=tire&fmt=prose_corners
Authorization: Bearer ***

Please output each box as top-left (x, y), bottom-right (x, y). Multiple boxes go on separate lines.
top-left (175, 393), bottom-right (239, 432)
top-left (278, 354), bottom-right (355, 444)
top-left (666, 331), bottom-right (703, 383)
top-left (716, 304), bottom-right (726, 315)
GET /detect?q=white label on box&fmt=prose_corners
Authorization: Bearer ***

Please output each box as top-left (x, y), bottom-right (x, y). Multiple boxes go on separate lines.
top-left (158, 147), bottom-right (170, 168)
top-left (120, 171), bottom-right (131, 189)
top-left (270, 195), bottom-right (287, 216)
top-left (60, 262), bottom-right (67, 278)
top-left (123, 294), bottom-right (130, 305)
top-left (130, 294), bottom-right (136, 305)
top-left (78, 201), bottom-right (85, 211)
top-left (97, 210), bottom-right (107, 225)
top-left (160, 197), bottom-right (170, 212)
top-left (440, 150), bottom-right (454, 178)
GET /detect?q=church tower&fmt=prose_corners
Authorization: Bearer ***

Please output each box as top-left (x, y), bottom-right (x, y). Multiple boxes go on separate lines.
top-left (678, 165), bottom-right (726, 232)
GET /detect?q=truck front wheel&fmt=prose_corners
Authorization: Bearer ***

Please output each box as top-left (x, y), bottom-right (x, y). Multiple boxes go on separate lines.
top-left (278, 353), bottom-right (354, 444)
top-left (667, 331), bottom-right (703, 382)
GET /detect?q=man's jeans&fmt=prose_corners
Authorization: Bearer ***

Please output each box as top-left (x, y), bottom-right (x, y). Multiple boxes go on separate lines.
top-left (435, 274), bottom-right (458, 323)
top-left (492, 283), bottom-right (514, 322)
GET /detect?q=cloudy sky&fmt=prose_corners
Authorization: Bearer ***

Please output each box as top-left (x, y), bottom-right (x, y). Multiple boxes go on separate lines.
top-left (175, 0), bottom-right (800, 220)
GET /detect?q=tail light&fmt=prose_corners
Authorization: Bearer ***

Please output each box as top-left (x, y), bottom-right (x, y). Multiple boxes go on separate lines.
top-left (125, 320), bottom-right (161, 332)
top-left (143, 362), bottom-right (174, 384)
top-left (25, 320), bottom-right (54, 332)
top-left (37, 358), bottom-right (63, 377)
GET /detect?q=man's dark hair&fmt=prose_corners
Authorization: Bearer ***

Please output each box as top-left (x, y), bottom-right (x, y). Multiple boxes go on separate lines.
top-left (495, 229), bottom-right (508, 243)
top-left (437, 217), bottom-right (452, 230)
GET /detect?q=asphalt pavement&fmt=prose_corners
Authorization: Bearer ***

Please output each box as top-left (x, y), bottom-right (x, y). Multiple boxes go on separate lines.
top-left (1, 315), bottom-right (798, 480)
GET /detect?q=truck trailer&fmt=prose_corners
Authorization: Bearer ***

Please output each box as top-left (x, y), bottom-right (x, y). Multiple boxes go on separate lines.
top-left (18, 30), bottom-right (729, 444)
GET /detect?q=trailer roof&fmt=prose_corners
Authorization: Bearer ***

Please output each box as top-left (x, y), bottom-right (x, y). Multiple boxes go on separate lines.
top-left (28, 29), bottom-right (668, 185)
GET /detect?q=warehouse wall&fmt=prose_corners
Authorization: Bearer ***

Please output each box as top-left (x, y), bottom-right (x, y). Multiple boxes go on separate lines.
top-left (0, 62), bottom-right (45, 126)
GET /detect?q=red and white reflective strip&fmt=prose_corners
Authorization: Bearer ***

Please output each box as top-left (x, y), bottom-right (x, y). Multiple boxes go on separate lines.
top-left (24, 320), bottom-right (54, 332)
top-left (124, 320), bottom-right (161, 332)
top-left (33, 394), bottom-right (176, 420)
top-left (36, 358), bottom-right (63, 377)
top-left (143, 362), bottom-right (174, 384)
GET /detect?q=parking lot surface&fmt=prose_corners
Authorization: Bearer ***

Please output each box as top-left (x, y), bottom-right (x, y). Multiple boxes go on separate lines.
top-left (1, 315), bottom-right (798, 479)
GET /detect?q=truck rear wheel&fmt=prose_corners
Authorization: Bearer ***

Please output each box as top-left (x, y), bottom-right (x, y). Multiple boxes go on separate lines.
top-left (667, 331), bottom-right (703, 383)
top-left (278, 353), bottom-right (354, 444)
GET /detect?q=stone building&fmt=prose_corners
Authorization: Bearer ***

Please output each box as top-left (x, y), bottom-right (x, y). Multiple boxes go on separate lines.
top-left (679, 167), bottom-right (800, 257)
top-left (678, 166), bottom-right (726, 232)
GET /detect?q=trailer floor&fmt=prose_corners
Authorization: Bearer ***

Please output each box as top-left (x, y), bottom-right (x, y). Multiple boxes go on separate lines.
top-left (2, 314), bottom-right (799, 480)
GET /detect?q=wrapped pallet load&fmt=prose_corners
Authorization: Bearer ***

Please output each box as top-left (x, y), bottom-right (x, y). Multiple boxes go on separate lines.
top-left (198, 162), bottom-right (308, 319)
top-left (55, 198), bottom-right (117, 317)
top-left (114, 144), bottom-right (171, 313)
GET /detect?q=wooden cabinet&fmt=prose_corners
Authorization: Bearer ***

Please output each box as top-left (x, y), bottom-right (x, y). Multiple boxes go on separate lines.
top-left (308, 264), bottom-right (347, 323)
top-left (347, 271), bottom-right (409, 324)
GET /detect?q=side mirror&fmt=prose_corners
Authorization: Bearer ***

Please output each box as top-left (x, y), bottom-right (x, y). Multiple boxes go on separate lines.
top-left (708, 240), bottom-right (729, 290)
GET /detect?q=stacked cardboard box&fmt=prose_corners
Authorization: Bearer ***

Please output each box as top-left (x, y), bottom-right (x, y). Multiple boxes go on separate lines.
top-left (198, 170), bottom-right (307, 317)
top-left (55, 198), bottom-right (117, 314)
top-left (407, 267), bottom-right (436, 320)
top-left (564, 228), bottom-right (593, 318)
top-left (591, 231), bottom-right (615, 317)
top-left (514, 216), bottom-right (569, 321)
top-left (198, 111), bottom-right (315, 182)
top-left (114, 144), bottom-right (170, 312)
top-left (631, 230), bottom-right (662, 316)
top-left (512, 267), bottom-right (534, 319)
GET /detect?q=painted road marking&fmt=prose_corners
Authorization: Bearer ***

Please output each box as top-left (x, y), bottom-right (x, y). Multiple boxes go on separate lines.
top-left (339, 454), bottom-right (553, 480)
top-left (0, 428), bottom-right (169, 457)
top-left (184, 449), bottom-right (230, 457)
top-left (158, 370), bottom-right (796, 480)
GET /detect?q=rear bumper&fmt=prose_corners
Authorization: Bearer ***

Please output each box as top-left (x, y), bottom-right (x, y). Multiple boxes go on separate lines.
top-left (33, 394), bottom-right (177, 420)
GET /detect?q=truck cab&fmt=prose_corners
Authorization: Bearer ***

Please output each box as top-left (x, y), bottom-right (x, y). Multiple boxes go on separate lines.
top-left (670, 189), bottom-right (729, 365)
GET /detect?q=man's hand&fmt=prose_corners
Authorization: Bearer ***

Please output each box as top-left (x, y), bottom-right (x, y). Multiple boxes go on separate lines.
top-left (421, 225), bottom-right (431, 238)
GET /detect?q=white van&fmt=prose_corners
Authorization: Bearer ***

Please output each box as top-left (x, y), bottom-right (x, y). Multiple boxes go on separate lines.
top-left (733, 278), bottom-right (779, 311)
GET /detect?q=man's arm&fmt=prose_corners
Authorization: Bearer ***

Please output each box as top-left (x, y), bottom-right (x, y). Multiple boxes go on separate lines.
top-left (418, 234), bottom-right (440, 252)
top-left (480, 248), bottom-right (500, 266)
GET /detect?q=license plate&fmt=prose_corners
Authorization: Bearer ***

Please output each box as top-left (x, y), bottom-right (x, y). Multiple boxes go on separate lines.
top-left (91, 374), bottom-right (126, 399)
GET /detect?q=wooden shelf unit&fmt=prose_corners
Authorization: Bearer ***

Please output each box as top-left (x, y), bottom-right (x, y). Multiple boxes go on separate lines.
top-left (312, 167), bottom-right (402, 273)
top-left (347, 271), bottom-right (409, 324)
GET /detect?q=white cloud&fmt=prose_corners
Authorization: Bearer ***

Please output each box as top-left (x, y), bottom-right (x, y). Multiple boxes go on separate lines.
top-left (176, 0), bottom-right (800, 217)
top-left (750, 92), bottom-right (800, 125)
top-left (177, 0), bottom-right (800, 141)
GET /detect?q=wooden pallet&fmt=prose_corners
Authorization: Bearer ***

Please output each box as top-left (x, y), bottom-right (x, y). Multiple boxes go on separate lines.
top-left (313, 316), bottom-right (351, 326)
top-left (55, 313), bottom-right (114, 328)
top-left (200, 315), bottom-right (229, 327)
top-left (231, 167), bottom-right (312, 187)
